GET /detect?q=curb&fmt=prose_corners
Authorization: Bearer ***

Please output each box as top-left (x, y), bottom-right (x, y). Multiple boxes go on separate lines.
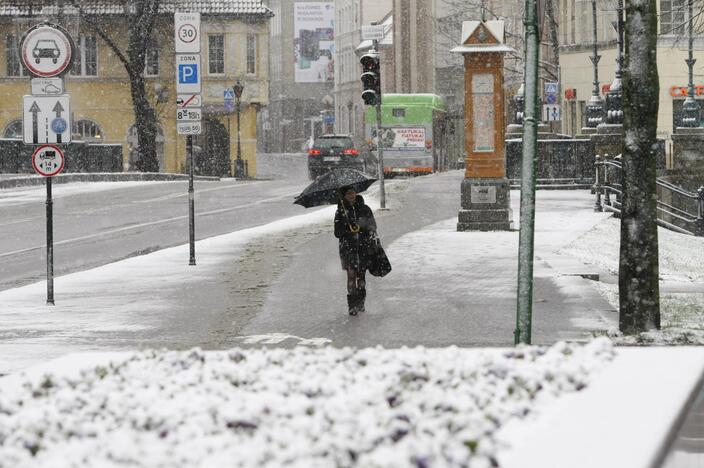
top-left (0, 172), bottom-right (221, 189)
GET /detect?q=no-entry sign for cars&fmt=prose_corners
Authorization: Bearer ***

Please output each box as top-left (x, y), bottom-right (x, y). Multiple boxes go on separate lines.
top-left (32, 144), bottom-right (65, 177)
top-left (20, 23), bottom-right (74, 78)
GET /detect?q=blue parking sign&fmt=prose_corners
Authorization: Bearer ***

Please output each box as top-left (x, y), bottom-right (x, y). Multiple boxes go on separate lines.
top-left (179, 64), bottom-right (198, 84)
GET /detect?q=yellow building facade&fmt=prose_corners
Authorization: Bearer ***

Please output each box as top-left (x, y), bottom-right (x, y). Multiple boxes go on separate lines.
top-left (0, 1), bottom-right (272, 176)
top-left (558, 0), bottom-right (702, 146)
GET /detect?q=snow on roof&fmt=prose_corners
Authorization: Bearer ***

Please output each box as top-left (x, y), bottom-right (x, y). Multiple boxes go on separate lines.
top-left (451, 20), bottom-right (513, 54)
top-left (0, 0), bottom-right (273, 17)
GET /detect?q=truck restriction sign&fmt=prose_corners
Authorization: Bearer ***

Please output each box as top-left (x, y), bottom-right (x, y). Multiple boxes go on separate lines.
top-left (32, 144), bottom-right (65, 176)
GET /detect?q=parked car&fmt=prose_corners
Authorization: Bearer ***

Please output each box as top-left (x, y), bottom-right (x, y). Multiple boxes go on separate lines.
top-left (307, 134), bottom-right (366, 180)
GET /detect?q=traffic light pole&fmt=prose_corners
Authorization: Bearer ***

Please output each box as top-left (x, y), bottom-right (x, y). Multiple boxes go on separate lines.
top-left (373, 39), bottom-right (386, 210)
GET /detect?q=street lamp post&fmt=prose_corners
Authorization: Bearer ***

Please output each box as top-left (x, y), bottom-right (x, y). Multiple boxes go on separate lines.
top-left (233, 80), bottom-right (245, 178)
top-left (682, 0), bottom-right (699, 127)
top-left (600, 0), bottom-right (624, 125)
top-left (585, 0), bottom-right (604, 128)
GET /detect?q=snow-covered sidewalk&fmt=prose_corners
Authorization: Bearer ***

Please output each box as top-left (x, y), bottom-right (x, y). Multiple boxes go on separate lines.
top-left (560, 216), bottom-right (704, 344)
top-left (0, 186), bottom-right (616, 373)
top-left (0, 206), bottom-right (334, 374)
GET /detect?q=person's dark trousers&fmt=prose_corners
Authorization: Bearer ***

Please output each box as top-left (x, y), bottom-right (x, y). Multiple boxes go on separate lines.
top-left (357, 287), bottom-right (366, 313)
top-left (347, 293), bottom-right (359, 316)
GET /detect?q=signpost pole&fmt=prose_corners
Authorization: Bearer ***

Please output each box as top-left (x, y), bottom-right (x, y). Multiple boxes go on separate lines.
top-left (46, 176), bottom-right (54, 305)
top-left (516, 0), bottom-right (540, 345)
top-left (373, 38), bottom-right (386, 210)
top-left (187, 135), bottom-right (196, 266)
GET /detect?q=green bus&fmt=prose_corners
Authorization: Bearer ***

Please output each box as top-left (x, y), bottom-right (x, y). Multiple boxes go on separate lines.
top-left (364, 93), bottom-right (448, 176)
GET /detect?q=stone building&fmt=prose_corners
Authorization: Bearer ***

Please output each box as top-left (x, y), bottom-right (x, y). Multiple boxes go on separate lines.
top-left (558, 0), bottom-right (704, 143)
top-left (264, 0), bottom-right (335, 153)
top-left (333, 0), bottom-right (391, 140)
top-left (0, 0), bottom-right (273, 175)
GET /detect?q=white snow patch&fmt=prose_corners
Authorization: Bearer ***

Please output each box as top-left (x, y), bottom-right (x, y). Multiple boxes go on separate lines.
top-left (560, 216), bottom-right (704, 344)
top-left (0, 206), bottom-right (336, 373)
top-left (560, 216), bottom-right (704, 282)
top-left (0, 339), bottom-right (615, 468)
top-left (0, 181), bottom-right (174, 207)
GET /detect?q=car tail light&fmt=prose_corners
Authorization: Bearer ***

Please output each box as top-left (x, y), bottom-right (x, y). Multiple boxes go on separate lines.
top-left (308, 149), bottom-right (321, 156)
top-left (343, 149), bottom-right (358, 155)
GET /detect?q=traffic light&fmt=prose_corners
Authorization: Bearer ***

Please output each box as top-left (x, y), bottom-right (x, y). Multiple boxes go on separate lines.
top-left (360, 52), bottom-right (380, 106)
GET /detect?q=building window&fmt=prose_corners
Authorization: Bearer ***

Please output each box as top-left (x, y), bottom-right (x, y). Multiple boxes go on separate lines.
top-left (72, 119), bottom-right (102, 141)
top-left (5, 35), bottom-right (25, 77)
top-left (71, 35), bottom-right (97, 76)
top-left (660, 0), bottom-right (685, 35)
top-left (3, 119), bottom-right (22, 139)
top-left (247, 34), bottom-right (257, 74)
top-left (208, 34), bottom-right (224, 74)
top-left (145, 42), bottom-right (159, 76)
top-left (392, 108), bottom-right (406, 118)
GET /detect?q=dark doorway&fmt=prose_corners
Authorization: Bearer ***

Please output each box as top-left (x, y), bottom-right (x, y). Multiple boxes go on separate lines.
top-left (194, 117), bottom-right (230, 176)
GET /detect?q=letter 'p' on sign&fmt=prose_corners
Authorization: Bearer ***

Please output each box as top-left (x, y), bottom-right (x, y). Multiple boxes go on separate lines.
top-left (175, 54), bottom-right (201, 93)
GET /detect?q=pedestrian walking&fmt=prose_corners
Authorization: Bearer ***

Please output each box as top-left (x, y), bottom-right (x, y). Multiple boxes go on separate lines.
top-left (334, 186), bottom-right (377, 315)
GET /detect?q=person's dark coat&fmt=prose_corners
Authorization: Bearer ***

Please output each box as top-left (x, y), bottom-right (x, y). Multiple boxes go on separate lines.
top-left (334, 195), bottom-right (377, 271)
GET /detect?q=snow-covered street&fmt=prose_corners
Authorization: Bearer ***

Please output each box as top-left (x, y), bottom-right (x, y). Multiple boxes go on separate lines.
top-left (0, 171), bottom-right (619, 374)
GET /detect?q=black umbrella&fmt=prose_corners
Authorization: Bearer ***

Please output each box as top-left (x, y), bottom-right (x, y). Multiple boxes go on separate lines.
top-left (294, 168), bottom-right (377, 208)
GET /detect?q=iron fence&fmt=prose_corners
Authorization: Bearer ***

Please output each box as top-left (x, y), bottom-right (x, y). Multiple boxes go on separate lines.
top-left (594, 154), bottom-right (704, 236)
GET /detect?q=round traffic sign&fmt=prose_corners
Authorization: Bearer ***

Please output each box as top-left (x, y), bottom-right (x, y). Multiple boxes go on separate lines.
top-left (177, 24), bottom-right (198, 44)
top-left (51, 117), bottom-right (67, 134)
top-left (32, 144), bottom-right (65, 177)
top-left (20, 23), bottom-right (75, 78)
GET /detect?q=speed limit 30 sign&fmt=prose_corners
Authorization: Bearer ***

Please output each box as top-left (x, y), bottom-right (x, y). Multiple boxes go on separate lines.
top-left (175, 13), bottom-right (200, 53)
top-left (32, 144), bottom-right (65, 177)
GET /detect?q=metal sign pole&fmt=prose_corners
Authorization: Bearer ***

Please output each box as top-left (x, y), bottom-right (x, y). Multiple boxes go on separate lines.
top-left (515, 0), bottom-right (540, 345)
top-left (373, 39), bottom-right (386, 209)
top-left (46, 176), bottom-right (55, 305)
top-left (187, 135), bottom-right (196, 266)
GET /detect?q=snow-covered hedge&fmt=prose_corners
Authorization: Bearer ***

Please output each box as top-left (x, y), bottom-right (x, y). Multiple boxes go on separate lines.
top-left (0, 340), bottom-right (614, 468)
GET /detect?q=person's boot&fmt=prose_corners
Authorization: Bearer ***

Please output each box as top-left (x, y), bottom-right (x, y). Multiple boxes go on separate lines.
top-left (357, 288), bottom-right (366, 313)
top-left (347, 294), bottom-right (358, 316)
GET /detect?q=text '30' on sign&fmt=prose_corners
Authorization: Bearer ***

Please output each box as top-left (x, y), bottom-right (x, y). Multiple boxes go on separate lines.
top-left (175, 12), bottom-right (200, 54)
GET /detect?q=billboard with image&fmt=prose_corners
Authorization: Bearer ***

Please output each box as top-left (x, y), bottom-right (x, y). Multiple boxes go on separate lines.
top-left (294, 2), bottom-right (334, 83)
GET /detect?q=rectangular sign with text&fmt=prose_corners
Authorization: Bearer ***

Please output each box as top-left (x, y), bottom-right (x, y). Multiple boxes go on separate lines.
top-left (176, 54), bottom-right (201, 93)
top-left (361, 25), bottom-right (384, 41)
top-left (175, 13), bottom-right (201, 54)
top-left (176, 108), bottom-right (202, 122)
top-left (177, 122), bottom-right (202, 135)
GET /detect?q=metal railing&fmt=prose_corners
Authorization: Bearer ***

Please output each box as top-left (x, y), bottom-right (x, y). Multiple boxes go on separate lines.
top-left (594, 154), bottom-right (704, 236)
